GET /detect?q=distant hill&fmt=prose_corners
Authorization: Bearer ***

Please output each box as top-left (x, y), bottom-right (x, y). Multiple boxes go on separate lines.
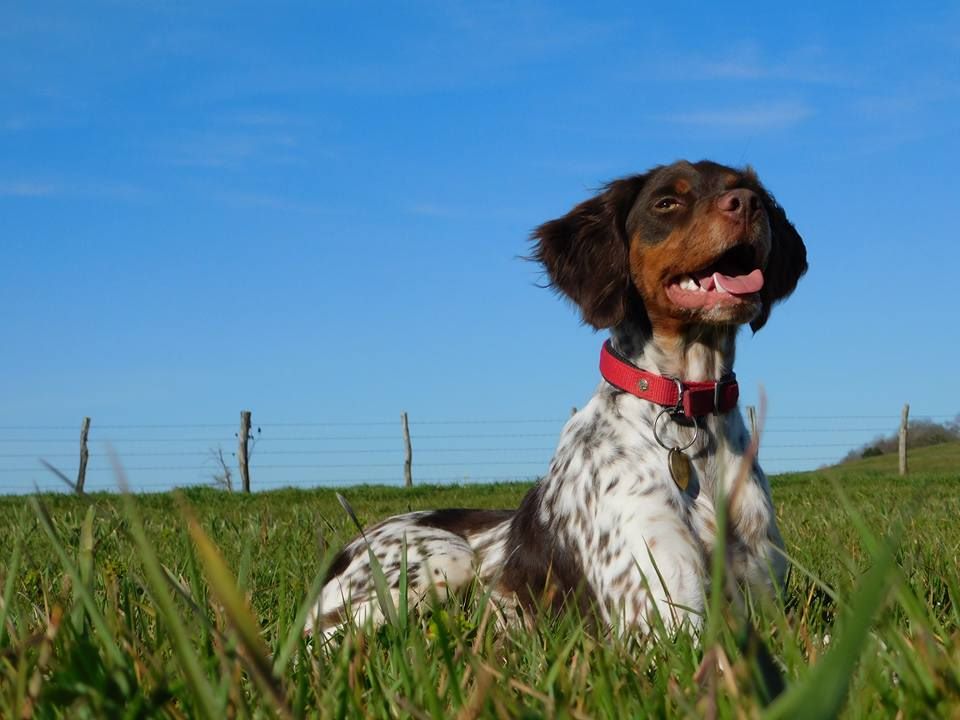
top-left (839, 417), bottom-right (959, 464)
top-left (816, 441), bottom-right (960, 476)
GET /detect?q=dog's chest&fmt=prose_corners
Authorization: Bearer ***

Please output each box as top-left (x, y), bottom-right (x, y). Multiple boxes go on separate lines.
top-left (534, 394), bottom-right (778, 602)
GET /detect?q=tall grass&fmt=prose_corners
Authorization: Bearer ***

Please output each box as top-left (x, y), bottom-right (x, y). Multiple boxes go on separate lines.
top-left (0, 473), bottom-right (958, 717)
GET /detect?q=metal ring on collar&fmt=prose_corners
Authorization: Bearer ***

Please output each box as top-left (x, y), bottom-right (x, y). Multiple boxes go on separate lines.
top-left (653, 407), bottom-right (700, 452)
top-left (667, 375), bottom-right (685, 414)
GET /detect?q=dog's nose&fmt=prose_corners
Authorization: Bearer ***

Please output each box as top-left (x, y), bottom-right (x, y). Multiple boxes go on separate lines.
top-left (716, 189), bottom-right (760, 220)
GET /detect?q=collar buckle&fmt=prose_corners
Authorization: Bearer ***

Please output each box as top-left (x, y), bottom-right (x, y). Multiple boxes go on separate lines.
top-left (713, 376), bottom-right (737, 414)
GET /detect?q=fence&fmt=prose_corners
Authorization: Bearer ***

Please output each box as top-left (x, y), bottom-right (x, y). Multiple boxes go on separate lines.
top-left (0, 407), bottom-right (953, 494)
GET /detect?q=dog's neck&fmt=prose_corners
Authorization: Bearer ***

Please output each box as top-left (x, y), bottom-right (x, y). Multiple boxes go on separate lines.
top-left (609, 317), bottom-right (737, 383)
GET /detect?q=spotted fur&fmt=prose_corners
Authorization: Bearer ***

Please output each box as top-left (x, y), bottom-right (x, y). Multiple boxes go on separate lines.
top-left (305, 160), bottom-right (807, 638)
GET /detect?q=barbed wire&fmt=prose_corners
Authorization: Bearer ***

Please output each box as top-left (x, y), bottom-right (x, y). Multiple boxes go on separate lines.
top-left (34, 474), bottom-right (544, 492)
top-left (1, 410), bottom-right (954, 492)
top-left (0, 441), bottom-right (876, 460)
top-left (0, 427), bottom-right (929, 445)
top-left (0, 412), bottom-right (954, 432)
top-left (0, 455), bottom-right (846, 475)
top-left (0, 447), bottom-right (559, 458)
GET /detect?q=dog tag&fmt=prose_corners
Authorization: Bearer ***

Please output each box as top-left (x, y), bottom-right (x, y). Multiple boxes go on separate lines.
top-left (668, 448), bottom-right (691, 491)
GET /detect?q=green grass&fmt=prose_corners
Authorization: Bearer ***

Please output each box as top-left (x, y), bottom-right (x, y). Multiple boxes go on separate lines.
top-left (1, 467), bottom-right (959, 718)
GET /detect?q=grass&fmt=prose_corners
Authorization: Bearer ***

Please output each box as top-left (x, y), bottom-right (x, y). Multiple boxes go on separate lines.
top-left (0, 464), bottom-right (959, 718)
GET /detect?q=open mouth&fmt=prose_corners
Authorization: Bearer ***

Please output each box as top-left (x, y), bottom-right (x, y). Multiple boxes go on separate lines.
top-left (664, 244), bottom-right (764, 310)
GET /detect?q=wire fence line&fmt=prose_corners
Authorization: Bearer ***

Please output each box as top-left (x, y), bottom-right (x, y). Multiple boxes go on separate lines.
top-left (1, 411), bottom-right (954, 494)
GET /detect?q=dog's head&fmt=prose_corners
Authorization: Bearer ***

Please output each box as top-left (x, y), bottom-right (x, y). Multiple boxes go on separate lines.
top-left (532, 160), bottom-right (807, 333)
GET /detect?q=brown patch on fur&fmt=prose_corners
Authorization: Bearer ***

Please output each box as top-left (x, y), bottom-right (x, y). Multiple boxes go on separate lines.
top-left (628, 210), bottom-right (743, 336)
top-left (416, 509), bottom-right (513, 538)
top-left (498, 486), bottom-right (596, 617)
top-left (675, 179), bottom-right (691, 194)
top-left (531, 175), bottom-right (648, 328)
top-left (323, 545), bottom-right (358, 584)
top-left (316, 607), bottom-right (348, 632)
top-left (750, 189), bottom-right (808, 331)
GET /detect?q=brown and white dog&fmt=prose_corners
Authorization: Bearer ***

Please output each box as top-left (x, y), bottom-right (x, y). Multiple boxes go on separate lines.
top-left (305, 160), bottom-right (807, 638)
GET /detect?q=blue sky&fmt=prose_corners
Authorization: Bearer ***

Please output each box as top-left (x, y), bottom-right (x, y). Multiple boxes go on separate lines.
top-left (2, 1), bottom-right (958, 493)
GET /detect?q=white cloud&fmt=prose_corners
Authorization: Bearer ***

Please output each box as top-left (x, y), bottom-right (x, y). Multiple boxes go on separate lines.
top-left (0, 179), bottom-right (144, 200)
top-left (0, 181), bottom-right (58, 197)
top-left (662, 102), bottom-right (813, 130)
top-left (402, 202), bottom-right (460, 219)
top-left (683, 45), bottom-right (852, 86)
top-left (214, 190), bottom-right (330, 214)
top-left (399, 200), bottom-right (530, 223)
top-left (160, 130), bottom-right (302, 170)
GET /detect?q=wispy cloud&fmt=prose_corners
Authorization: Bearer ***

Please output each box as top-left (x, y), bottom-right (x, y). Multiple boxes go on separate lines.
top-left (213, 189), bottom-right (331, 215)
top-left (661, 102), bottom-right (813, 130)
top-left (1, 115), bottom-right (34, 131)
top-left (0, 181), bottom-right (58, 197)
top-left (171, 4), bottom-right (618, 101)
top-left (157, 111), bottom-right (326, 170)
top-left (160, 130), bottom-right (302, 170)
top-left (400, 200), bottom-right (530, 223)
top-left (0, 179), bottom-right (144, 200)
top-left (681, 45), bottom-right (852, 86)
top-left (850, 79), bottom-right (960, 118)
top-left (841, 79), bottom-right (960, 155)
top-left (402, 202), bottom-right (461, 219)
top-left (232, 111), bottom-right (314, 128)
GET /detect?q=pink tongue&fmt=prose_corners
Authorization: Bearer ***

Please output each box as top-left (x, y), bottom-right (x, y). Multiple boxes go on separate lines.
top-left (707, 268), bottom-right (764, 295)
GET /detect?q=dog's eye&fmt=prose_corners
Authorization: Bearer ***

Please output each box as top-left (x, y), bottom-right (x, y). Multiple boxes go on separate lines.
top-left (654, 197), bottom-right (681, 210)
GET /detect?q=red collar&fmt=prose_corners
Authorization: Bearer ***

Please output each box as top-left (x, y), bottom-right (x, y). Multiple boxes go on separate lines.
top-left (599, 340), bottom-right (739, 417)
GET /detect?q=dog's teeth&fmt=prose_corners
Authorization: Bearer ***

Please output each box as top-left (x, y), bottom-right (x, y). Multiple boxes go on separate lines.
top-left (679, 276), bottom-right (699, 291)
top-left (714, 276), bottom-right (729, 293)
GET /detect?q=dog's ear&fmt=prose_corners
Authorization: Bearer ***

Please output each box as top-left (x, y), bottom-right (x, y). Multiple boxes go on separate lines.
top-left (532, 175), bottom-right (647, 329)
top-left (751, 187), bottom-right (808, 332)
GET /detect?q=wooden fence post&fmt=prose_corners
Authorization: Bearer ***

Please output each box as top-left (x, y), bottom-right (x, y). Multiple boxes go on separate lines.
top-left (401, 411), bottom-right (413, 488)
top-left (76, 416), bottom-right (90, 495)
top-left (239, 410), bottom-right (252, 493)
top-left (899, 403), bottom-right (909, 476)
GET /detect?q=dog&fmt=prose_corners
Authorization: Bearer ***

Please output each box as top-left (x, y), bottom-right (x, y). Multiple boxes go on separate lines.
top-left (305, 160), bottom-right (807, 637)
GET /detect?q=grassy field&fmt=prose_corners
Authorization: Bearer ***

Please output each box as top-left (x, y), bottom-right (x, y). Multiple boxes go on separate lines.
top-left (1, 460), bottom-right (959, 717)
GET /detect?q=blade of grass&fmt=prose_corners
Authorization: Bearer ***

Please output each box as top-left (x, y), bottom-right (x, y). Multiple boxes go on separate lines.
top-left (335, 492), bottom-right (397, 626)
top-left (71, 504), bottom-right (95, 632)
top-left (398, 535), bottom-right (409, 628)
top-left (180, 498), bottom-right (292, 718)
top-left (28, 496), bottom-right (125, 666)
top-left (703, 480), bottom-right (729, 648)
top-left (544, 629), bottom-right (581, 695)
top-left (366, 547), bottom-right (398, 627)
top-left (273, 545), bottom-right (338, 675)
top-left (78, 505), bottom-right (95, 588)
top-left (768, 543), bottom-right (842, 606)
top-left (764, 532), bottom-right (897, 720)
top-left (824, 476), bottom-right (941, 637)
top-left (39, 459), bottom-right (77, 492)
top-left (0, 532), bottom-right (23, 648)
top-left (637, 542), bottom-right (689, 635)
top-left (112, 463), bottom-right (221, 718)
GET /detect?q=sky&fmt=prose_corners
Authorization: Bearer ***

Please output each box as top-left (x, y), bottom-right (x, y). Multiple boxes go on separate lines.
top-left (2, 0), bottom-right (958, 493)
